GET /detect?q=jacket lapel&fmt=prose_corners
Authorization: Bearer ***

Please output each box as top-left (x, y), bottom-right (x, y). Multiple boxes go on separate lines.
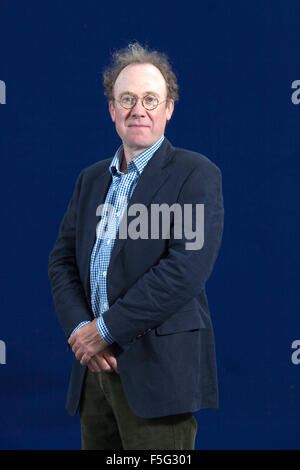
top-left (108, 138), bottom-right (174, 269)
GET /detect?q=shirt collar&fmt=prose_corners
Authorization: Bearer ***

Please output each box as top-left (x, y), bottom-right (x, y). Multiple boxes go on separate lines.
top-left (109, 136), bottom-right (165, 177)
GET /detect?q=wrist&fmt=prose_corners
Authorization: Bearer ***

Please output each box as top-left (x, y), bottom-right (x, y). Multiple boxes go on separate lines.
top-left (95, 316), bottom-right (114, 344)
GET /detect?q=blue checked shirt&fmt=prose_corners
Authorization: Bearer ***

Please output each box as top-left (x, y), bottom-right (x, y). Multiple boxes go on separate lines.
top-left (71, 136), bottom-right (165, 342)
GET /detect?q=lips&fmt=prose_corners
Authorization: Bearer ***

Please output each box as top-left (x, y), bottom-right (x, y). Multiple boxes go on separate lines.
top-left (128, 125), bottom-right (149, 128)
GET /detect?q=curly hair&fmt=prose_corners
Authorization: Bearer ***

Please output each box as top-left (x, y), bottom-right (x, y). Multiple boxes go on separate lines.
top-left (103, 42), bottom-right (179, 103)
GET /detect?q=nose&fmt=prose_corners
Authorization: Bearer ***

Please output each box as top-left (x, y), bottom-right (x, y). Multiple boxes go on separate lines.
top-left (131, 98), bottom-right (146, 117)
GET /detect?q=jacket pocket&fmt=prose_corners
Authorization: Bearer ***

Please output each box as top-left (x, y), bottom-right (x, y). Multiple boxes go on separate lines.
top-left (155, 308), bottom-right (206, 335)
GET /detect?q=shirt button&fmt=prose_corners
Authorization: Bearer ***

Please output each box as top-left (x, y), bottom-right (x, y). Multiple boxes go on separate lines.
top-left (106, 239), bottom-right (111, 245)
top-left (116, 211), bottom-right (120, 217)
top-left (102, 271), bottom-right (107, 277)
top-left (103, 303), bottom-right (108, 309)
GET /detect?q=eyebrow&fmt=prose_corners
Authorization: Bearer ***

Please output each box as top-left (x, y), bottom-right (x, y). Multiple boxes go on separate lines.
top-left (119, 91), bottom-right (160, 98)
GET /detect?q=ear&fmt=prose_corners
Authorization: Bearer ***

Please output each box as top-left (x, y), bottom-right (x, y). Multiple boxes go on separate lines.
top-left (166, 99), bottom-right (174, 121)
top-left (109, 101), bottom-right (116, 122)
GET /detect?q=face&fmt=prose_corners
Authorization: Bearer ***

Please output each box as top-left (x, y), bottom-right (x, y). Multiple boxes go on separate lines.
top-left (109, 63), bottom-right (174, 154)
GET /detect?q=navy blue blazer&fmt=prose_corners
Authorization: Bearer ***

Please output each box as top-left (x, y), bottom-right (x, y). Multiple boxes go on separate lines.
top-left (48, 138), bottom-right (224, 418)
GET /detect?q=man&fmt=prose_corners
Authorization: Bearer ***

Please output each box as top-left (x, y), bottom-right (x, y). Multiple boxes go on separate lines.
top-left (48, 42), bottom-right (224, 450)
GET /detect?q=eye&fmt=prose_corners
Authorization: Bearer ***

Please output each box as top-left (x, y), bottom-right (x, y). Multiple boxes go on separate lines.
top-left (143, 95), bottom-right (159, 109)
top-left (144, 95), bottom-right (156, 104)
top-left (120, 95), bottom-right (135, 105)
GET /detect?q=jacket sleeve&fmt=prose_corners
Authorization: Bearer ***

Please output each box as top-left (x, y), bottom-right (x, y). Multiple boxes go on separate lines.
top-left (102, 161), bottom-right (224, 347)
top-left (48, 170), bottom-right (93, 338)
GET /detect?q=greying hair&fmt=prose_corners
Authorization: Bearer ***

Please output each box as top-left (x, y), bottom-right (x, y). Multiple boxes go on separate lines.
top-left (103, 42), bottom-right (179, 103)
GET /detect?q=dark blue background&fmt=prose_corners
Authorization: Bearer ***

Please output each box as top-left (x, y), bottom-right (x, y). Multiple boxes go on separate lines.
top-left (0, 0), bottom-right (299, 449)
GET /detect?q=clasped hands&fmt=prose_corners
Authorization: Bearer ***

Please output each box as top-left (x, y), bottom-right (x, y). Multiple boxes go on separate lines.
top-left (68, 319), bottom-right (119, 374)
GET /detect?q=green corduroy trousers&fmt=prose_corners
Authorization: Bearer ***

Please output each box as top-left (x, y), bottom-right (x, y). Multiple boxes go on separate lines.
top-left (79, 369), bottom-right (198, 450)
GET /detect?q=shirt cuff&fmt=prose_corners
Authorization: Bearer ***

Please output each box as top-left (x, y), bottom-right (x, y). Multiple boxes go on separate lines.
top-left (96, 316), bottom-right (115, 344)
top-left (70, 321), bottom-right (91, 336)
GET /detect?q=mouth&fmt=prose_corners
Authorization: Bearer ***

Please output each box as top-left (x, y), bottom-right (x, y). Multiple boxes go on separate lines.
top-left (128, 124), bottom-right (150, 128)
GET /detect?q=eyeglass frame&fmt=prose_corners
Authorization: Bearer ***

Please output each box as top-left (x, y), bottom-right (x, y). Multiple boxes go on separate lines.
top-left (113, 93), bottom-right (169, 111)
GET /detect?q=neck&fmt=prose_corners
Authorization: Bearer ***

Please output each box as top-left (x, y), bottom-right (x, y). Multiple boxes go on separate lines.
top-left (120, 136), bottom-right (164, 173)
top-left (123, 145), bottom-right (149, 163)
top-left (120, 145), bottom-right (149, 174)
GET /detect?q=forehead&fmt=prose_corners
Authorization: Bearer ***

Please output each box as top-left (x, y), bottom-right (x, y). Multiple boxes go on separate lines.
top-left (113, 63), bottom-right (167, 97)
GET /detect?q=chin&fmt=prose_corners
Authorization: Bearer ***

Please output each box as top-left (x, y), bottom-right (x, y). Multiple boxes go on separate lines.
top-left (129, 138), bottom-right (152, 149)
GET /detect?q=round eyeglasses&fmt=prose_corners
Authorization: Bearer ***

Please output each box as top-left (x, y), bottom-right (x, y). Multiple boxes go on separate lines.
top-left (114, 94), bottom-right (167, 111)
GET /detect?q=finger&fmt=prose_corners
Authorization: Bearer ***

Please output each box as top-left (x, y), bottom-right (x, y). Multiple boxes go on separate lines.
top-left (87, 362), bottom-right (95, 373)
top-left (91, 357), bottom-right (104, 373)
top-left (75, 347), bottom-right (89, 363)
top-left (87, 358), bottom-right (99, 373)
top-left (104, 353), bottom-right (119, 374)
top-left (71, 342), bottom-right (80, 355)
top-left (94, 354), bottom-right (113, 372)
top-left (75, 347), bottom-right (84, 362)
top-left (80, 352), bottom-right (91, 366)
top-left (68, 334), bottom-right (76, 346)
top-left (103, 349), bottom-right (118, 370)
top-left (70, 337), bottom-right (82, 354)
